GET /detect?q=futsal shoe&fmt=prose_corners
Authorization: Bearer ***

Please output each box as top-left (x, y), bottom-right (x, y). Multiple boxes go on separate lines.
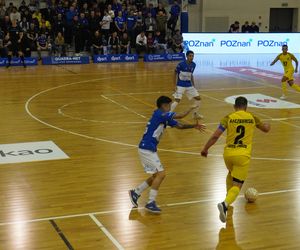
top-left (145, 201), bottom-right (161, 214)
top-left (193, 112), bottom-right (204, 120)
top-left (217, 202), bottom-right (228, 223)
top-left (280, 95), bottom-right (286, 100)
top-left (129, 190), bottom-right (140, 208)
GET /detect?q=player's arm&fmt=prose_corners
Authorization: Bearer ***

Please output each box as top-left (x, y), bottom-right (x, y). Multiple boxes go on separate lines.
top-left (201, 128), bottom-right (224, 157)
top-left (253, 115), bottom-right (270, 133)
top-left (174, 68), bottom-right (178, 91)
top-left (270, 55), bottom-right (280, 66)
top-left (291, 54), bottom-right (298, 73)
top-left (191, 74), bottom-right (195, 87)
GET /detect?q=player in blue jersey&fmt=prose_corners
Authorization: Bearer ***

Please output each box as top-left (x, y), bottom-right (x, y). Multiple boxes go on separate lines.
top-left (129, 96), bottom-right (205, 214)
top-left (171, 50), bottom-right (203, 119)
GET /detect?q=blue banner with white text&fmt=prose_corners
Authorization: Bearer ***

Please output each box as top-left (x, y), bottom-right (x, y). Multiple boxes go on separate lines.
top-left (42, 56), bottom-right (90, 65)
top-left (93, 54), bottom-right (138, 63)
top-left (0, 57), bottom-right (38, 67)
top-left (143, 53), bottom-right (185, 62)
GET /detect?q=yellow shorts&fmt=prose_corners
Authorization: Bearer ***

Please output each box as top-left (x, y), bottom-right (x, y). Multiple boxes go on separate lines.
top-left (284, 69), bottom-right (294, 81)
top-left (223, 155), bottom-right (250, 181)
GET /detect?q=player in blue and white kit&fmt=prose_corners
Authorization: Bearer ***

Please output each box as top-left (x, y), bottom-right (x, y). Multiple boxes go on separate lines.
top-left (171, 50), bottom-right (203, 120)
top-left (129, 96), bottom-right (205, 214)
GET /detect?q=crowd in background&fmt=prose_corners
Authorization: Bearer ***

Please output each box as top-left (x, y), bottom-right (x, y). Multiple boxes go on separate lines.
top-left (0, 0), bottom-right (184, 59)
top-left (229, 21), bottom-right (259, 33)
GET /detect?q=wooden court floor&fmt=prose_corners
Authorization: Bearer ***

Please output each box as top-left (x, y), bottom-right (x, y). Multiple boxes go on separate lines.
top-left (0, 60), bottom-right (300, 249)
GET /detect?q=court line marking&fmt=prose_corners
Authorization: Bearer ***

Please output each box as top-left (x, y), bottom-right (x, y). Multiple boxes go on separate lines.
top-left (0, 187), bottom-right (299, 227)
top-left (101, 94), bottom-right (147, 119)
top-left (49, 219), bottom-right (74, 250)
top-left (25, 75), bottom-right (300, 162)
top-left (89, 214), bottom-right (125, 250)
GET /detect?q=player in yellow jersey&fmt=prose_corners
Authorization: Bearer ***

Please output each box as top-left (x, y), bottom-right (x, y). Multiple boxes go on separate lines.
top-left (201, 97), bottom-right (270, 223)
top-left (270, 44), bottom-right (299, 100)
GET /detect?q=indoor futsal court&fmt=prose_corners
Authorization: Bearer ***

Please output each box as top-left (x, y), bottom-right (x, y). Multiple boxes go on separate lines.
top-left (1, 53), bottom-right (300, 250)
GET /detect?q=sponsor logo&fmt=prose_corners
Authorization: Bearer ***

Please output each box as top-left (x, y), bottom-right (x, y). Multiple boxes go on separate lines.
top-left (148, 55), bottom-right (154, 61)
top-left (166, 54), bottom-right (173, 60)
top-left (96, 56), bottom-right (108, 62)
top-left (220, 39), bottom-right (252, 47)
top-left (184, 40), bottom-right (215, 47)
top-left (225, 93), bottom-right (300, 109)
top-left (0, 141), bottom-right (69, 164)
top-left (257, 39), bottom-right (288, 47)
top-left (111, 55), bottom-right (122, 61)
top-left (125, 55), bottom-right (135, 61)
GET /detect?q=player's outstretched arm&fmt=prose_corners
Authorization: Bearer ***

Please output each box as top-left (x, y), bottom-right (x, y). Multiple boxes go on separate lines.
top-left (291, 54), bottom-right (298, 73)
top-left (270, 55), bottom-right (280, 66)
top-left (173, 106), bottom-right (198, 119)
top-left (175, 122), bottom-right (206, 131)
top-left (256, 122), bottom-right (271, 133)
top-left (201, 128), bottom-right (223, 157)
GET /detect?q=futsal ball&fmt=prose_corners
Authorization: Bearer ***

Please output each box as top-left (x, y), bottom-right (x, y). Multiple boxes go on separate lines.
top-left (244, 188), bottom-right (258, 203)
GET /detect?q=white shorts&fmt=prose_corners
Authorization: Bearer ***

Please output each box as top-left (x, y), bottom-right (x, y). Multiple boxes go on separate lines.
top-left (173, 86), bottom-right (199, 100)
top-left (138, 148), bottom-right (164, 174)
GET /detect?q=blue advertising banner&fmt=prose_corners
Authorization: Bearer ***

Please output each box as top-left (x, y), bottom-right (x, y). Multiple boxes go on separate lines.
top-left (0, 57), bottom-right (38, 67)
top-left (182, 33), bottom-right (300, 54)
top-left (42, 56), bottom-right (90, 65)
top-left (144, 53), bottom-right (185, 62)
top-left (93, 54), bottom-right (138, 63)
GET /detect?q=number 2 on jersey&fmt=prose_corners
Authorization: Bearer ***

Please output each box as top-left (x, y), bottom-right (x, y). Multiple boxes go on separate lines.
top-left (234, 125), bottom-right (245, 144)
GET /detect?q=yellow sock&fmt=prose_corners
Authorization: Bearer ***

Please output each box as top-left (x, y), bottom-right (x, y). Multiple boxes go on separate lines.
top-left (291, 83), bottom-right (300, 92)
top-left (225, 186), bottom-right (240, 205)
top-left (281, 82), bottom-right (287, 95)
top-left (226, 173), bottom-right (233, 192)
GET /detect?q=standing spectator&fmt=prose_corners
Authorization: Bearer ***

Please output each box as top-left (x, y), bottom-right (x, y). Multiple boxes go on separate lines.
top-left (155, 3), bottom-right (166, 16)
top-left (27, 22), bottom-right (38, 50)
top-left (146, 3), bottom-right (156, 18)
top-left (37, 33), bottom-right (51, 59)
top-left (19, 1), bottom-right (29, 16)
top-left (91, 30), bottom-right (104, 55)
top-left (73, 15), bottom-right (82, 55)
top-left (135, 11), bottom-right (144, 35)
top-left (167, 1), bottom-right (180, 35)
top-left (32, 9), bottom-right (42, 24)
top-left (156, 11), bottom-right (167, 38)
top-left (145, 11), bottom-right (156, 34)
top-left (120, 32), bottom-right (130, 54)
top-left (19, 16), bottom-right (30, 32)
top-left (28, 0), bottom-right (38, 13)
top-left (127, 10), bottom-right (137, 48)
top-left (0, 26), bottom-right (5, 57)
top-left (147, 32), bottom-right (155, 54)
top-left (81, 3), bottom-right (89, 17)
top-left (1, 16), bottom-right (11, 34)
top-left (101, 10), bottom-right (112, 40)
top-left (19, 30), bottom-right (31, 57)
top-left (171, 29), bottom-right (183, 53)
top-left (22, 9), bottom-right (32, 23)
top-left (115, 11), bottom-right (126, 36)
top-left (121, 4), bottom-right (128, 19)
top-left (53, 32), bottom-right (66, 56)
top-left (249, 22), bottom-right (259, 33)
top-left (112, 0), bottom-right (122, 17)
top-left (55, 1), bottom-right (65, 16)
top-left (136, 31), bottom-right (147, 55)
top-left (108, 31), bottom-right (120, 54)
top-left (53, 13), bottom-right (65, 36)
top-left (229, 21), bottom-right (240, 33)
top-left (65, 6), bottom-right (77, 46)
top-left (89, 10), bottom-right (101, 34)
top-left (107, 5), bottom-right (115, 19)
top-left (154, 30), bottom-right (167, 53)
top-left (6, 2), bottom-right (15, 16)
top-left (242, 21), bottom-right (250, 33)
top-left (0, 2), bottom-right (6, 20)
top-left (78, 12), bottom-right (89, 51)
top-left (10, 7), bottom-right (21, 23)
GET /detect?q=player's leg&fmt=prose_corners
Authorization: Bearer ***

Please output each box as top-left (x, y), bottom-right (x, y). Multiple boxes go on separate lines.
top-left (18, 51), bottom-right (26, 68)
top-left (287, 78), bottom-right (300, 92)
top-left (186, 87), bottom-right (203, 119)
top-left (224, 158), bottom-right (233, 192)
top-left (218, 156), bottom-right (250, 222)
top-left (171, 86), bottom-right (185, 112)
top-left (6, 51), bottom-right (12, 68)
top-left (280, 76), bottom-right (288, 99)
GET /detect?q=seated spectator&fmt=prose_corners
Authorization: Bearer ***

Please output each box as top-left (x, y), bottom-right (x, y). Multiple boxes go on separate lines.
top-left (10, 7), bottom-right (21, 22)
top-left (37, 33), bottom-right (51, 59)
top-left (19, 16), bottom-right (30, 32)
top-left (108, 31), bottom-right (120, 54)
top-left (91, 30), bottom-right (104, 55)
top-left (229, 21), bottom-right (240, 33)
top-left (136, 31), bottom-right (147, 55)
top-left (249, 21), bottom-right (259, 33)
top-left (171, 30), bottom-right (183, 53)
top-left (154, 30), bottom-right (167, 53)
top-left (32, 10), bottom-right (42, 24)
top-left (147, 32), bottom-right (155, 54)
top-left (53, 32), bottom-right (66, 56)
top-left (120, 32), bottom-right (130, 54)
top-left (242, 21), bottom-right (250, 33)
top-left (40, 18), bottom-right (51, 30)
top-left (0, 3), bottom-right (6, 20)
top-left (145, 12), bottom-right (156, 34)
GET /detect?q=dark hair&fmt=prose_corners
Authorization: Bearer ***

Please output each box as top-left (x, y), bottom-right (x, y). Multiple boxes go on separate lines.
top-left (282, 44), bottom-right (288, 48)
top-left (186, 50), bottom-right (194, 57)
top-left (235, 96), bottom-right (248, 108)
top-left (156, 96), bottom-right (172, 108)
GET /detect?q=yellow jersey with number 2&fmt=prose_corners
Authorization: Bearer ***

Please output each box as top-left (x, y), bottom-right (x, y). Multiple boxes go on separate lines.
top-left (219, 110), bottom-right (262, 158)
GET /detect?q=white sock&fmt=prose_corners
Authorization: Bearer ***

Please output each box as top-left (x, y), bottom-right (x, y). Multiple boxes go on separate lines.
top-left (193, 100), bottom-right (201, 114)
top-left (148, 189), bottom-right (158, 203)
top-left (134, 181), bottom-right (149, 195)
top-left (170, 101), bottom-right (179, 112)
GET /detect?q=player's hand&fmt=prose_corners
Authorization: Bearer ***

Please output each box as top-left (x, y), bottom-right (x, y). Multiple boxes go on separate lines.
top-left (194, 123), bottom-right (206, 132)
top-left (201, 149), bottom-right (208, 157)
top-left (270, 62), bottom-right (274, 66)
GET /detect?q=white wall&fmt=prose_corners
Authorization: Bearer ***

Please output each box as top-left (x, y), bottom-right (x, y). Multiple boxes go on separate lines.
top-left (189, 0), bottom-right (300, 32)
